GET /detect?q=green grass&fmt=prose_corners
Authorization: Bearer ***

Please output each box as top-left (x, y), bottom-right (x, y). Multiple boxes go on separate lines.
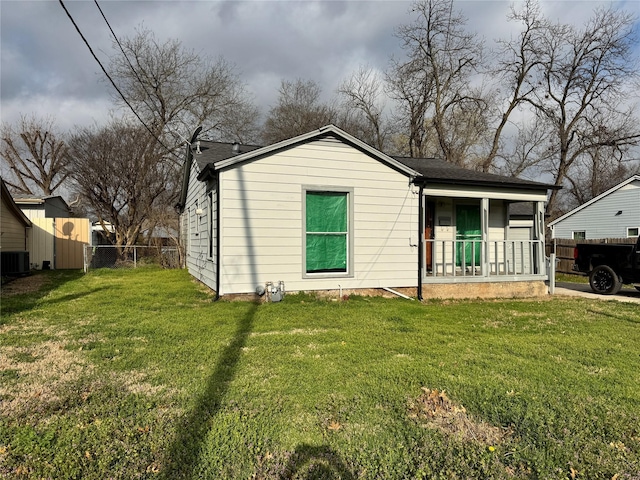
top-left (1, 268), bottom-right (639, 479)
top-left (555, 272), bottom-right (589, 284)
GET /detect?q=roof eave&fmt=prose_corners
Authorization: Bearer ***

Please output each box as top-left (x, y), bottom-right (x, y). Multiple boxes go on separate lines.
top-left (414, 176), bottom-right (558, 191)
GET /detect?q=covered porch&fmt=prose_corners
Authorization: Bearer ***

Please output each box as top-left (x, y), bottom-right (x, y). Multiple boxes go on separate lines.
top-left (419, 188), bottom-right (547, 284)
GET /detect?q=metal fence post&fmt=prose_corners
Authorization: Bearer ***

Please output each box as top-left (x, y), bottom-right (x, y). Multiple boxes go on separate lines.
top-left (134, 247), bottom-right (137, 269)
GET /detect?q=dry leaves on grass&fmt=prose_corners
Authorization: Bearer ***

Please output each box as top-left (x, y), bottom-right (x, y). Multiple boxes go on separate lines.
top-left (408, 387), bottom-right (511, 446)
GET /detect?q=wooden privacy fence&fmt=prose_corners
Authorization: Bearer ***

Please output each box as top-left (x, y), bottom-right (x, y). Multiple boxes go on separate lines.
top-left (546, 237), bottom-right (637, 274)
top-left (29, 218), bottom-right (90, 269)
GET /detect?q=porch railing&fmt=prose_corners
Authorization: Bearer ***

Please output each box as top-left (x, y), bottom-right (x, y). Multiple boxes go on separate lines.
top-left (424, 239), bottom-right (545, 278)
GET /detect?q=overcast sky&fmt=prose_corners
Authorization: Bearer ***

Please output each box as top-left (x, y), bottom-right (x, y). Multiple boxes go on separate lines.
top-left (1, 0), bottom-right (639, 134)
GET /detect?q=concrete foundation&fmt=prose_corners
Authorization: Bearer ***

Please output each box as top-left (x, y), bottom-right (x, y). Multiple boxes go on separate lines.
top-left (220, 281), bottom-right (548, 302)
top-left (421, 281), bottom-right (548, 300)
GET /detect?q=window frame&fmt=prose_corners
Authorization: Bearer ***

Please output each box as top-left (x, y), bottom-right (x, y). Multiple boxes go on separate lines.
top-left (302, 186), bottom-right (354, 279)
top-left (627, 227), bottom-right (639, 238)
top-left (207, 190), bottom-right (215, 259)
top-left (572, 231), bottom-right (586, 240)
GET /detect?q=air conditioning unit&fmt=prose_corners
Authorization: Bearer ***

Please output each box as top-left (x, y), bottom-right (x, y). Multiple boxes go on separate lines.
top-left (1, 251), bottom-right (30, 276)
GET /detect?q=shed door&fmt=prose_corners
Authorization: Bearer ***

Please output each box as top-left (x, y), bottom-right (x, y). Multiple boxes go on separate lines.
top-left (456, 205), bottom-right (481, 267)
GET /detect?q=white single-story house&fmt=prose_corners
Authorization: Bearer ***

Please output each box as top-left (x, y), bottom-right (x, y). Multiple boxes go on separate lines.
top-left (548, 175), bottom-right (640, 240)
top-left (177, 125), bottom-right (556, 300)
top-left (1, 178), bottom-right (32, 275)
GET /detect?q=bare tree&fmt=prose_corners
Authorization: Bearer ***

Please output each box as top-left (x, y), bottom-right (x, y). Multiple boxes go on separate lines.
top-left (262, 79), bottom-right (337, 144)
top-left (67, 120), bottom-right (175, 254)
top-left (388, 0), bottom-right (486, 163)
top-left (0, 115), bottom-right (69, 195)
top-left (563, 148), bottom-right (639, 210)
top-left (496, 116), bottom-right (555, 179)
top-left (528, 6), bottom-right (640, 215)
top-left (338, 66), bottom-right (390, 151)
top-left (109, 27), bottom-right (260, 148)
top-left (482, 0), bottom-right (546, 173)
top-left (105, 28), bottom-right (261, 252)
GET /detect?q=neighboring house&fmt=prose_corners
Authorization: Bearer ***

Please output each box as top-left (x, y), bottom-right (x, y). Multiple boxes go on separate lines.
top-left (1, 178), bottom-right (32, 275)
top-left (13, 194), bottom-right (72, 220)
top-left (91, 221), bottom-right (115, 246)
top-left (177, 125), bottom-right (556, 300)
top-left (12, 193), bottom-right (89, 270)
top-left (548, 175), bottom-right (640, 240)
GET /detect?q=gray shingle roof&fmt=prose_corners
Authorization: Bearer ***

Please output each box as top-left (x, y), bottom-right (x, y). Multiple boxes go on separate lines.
top-left (191, 138), bottom-right (555, 190)
top-left (193, 141), bottom-right (262, 171)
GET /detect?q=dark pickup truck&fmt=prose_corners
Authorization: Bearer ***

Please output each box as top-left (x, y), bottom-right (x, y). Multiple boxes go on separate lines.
top-left (573, 236), bottom-right (640, 295)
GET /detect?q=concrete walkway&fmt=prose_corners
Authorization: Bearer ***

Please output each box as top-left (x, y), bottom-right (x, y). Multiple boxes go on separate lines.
top-left (553, 282), bottom-right (640, 304)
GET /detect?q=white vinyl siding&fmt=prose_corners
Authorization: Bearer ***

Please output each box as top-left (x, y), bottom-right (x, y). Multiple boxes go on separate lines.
top-left (183, 158), bottom-right (217, 291)
top-left (218, 138), bottom-right (418, 294)
top-left (19, 207), bottom-right (45, 220)
top-left (1, 198), bottom-right (29, 250)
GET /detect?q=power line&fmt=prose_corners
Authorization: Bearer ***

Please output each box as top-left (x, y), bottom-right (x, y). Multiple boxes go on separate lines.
top-left (58, 0), bottom-right (179, 159)
top-left (93, 0), bottom-right (158, 117)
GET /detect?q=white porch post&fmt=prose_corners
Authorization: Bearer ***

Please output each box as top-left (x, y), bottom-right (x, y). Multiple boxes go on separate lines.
top-left (534, 201), bottom-right (545, 275)
top-left (481, 197), bottom-right (489, 276)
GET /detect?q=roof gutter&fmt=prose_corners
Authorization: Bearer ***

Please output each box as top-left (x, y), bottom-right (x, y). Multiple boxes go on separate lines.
top-left (413, 175), bottom-right (559, 191)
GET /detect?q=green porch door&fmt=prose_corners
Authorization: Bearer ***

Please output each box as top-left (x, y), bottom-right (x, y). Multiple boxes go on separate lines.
top-left (456, 205), bottom-right (481, 267)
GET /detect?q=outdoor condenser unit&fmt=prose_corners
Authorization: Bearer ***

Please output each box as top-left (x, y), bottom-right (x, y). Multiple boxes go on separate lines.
top-left (1, 251), bottom-right (30, 276)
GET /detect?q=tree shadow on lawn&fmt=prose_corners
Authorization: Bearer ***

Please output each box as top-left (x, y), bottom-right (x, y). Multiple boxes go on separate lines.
top-left (161, 301), bottom-right (259, 478)
top-left (587, 307), bottom-right (640, 324)
top-left (279, 444), bottom-right (355, 480)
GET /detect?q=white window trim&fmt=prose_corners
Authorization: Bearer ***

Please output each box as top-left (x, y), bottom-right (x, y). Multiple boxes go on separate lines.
top-left (186, 208), bottom-right (191, 256)
top-left (572, 230), bottom-right (586, 240)
top-left (207, 190), bottom-right (214, 259)
top-left (627, 227), bottom-right (639, 238)
top-left (302, 186), bottom-right (354, 279)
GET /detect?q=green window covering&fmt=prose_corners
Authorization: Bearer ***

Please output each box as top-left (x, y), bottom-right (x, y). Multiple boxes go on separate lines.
top-left (455, 205), bottom-right (481, 267)
top-left (306, 192), bottom-right (347, 273)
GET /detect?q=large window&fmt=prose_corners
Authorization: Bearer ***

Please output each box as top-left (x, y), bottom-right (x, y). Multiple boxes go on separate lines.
top-left (304, 189), bottom-right (351, 275)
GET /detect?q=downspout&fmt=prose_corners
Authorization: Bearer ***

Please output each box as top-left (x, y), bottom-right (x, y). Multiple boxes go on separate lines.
top-left (417, 183), bottom-right (424, 301)
top-left (214, 172), bottom-right (221, 301)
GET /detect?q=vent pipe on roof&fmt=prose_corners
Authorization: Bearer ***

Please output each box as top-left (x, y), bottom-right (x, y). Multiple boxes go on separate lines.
top-left (232, 142), bottom-right (240, 154)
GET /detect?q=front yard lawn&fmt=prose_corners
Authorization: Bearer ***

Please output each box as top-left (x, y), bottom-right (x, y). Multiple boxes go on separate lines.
top-left (1, 268), bottom-right (639, 479)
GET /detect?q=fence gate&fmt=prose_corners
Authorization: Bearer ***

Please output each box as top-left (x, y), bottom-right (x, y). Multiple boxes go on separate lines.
top-left (54, 218), bottom-right (90, 269)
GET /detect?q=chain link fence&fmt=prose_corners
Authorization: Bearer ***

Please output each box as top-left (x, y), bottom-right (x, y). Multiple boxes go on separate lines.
top-left (84, 245), bottom-right (182, 272)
